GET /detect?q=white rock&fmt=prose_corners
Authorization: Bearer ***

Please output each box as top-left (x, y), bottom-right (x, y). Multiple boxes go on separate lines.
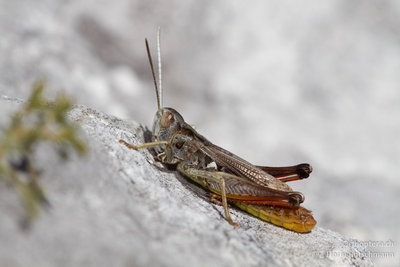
top-left (0, 97), bottom-right (372, 267)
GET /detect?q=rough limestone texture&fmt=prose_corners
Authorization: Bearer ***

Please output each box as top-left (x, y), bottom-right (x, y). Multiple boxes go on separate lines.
top-left (0, 96), bottom-right (372, 267)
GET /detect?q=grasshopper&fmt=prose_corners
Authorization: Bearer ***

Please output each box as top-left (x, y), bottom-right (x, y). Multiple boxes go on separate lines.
top-left (120, 29), bottom-right (316, 233)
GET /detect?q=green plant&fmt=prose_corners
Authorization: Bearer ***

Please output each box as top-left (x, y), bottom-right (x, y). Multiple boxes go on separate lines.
top-left (0, 81), bottom-right (86, 223)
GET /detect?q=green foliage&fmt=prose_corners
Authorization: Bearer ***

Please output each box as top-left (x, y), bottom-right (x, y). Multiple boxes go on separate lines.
top-left (0, 81), bottom-right (87, 223)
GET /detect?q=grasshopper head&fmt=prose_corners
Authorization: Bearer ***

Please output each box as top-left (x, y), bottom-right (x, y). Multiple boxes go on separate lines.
top-left (152, 107), bottom-right (185, 144)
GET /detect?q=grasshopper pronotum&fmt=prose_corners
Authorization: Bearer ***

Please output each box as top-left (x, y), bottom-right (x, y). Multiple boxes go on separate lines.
top-left (120, 29), bottom-right (316, 233)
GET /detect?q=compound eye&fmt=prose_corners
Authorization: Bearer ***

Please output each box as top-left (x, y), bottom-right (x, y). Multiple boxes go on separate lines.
top-left (161, 110), bottom-right (174, 128)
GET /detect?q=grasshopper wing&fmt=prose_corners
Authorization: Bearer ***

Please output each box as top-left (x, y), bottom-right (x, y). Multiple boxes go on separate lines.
top-left (199, 143), bottom-right (292, 192)
top-left (256, 164), bottom-right (312, 180)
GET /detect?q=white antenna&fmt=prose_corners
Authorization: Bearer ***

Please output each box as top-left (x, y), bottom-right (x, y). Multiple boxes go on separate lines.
top-left (157, 26), bottom-right (163, 107)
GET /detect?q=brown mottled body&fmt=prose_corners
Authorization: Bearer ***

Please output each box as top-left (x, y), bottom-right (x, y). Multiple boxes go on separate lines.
top-left (119, 30), bottom-right (316, 232)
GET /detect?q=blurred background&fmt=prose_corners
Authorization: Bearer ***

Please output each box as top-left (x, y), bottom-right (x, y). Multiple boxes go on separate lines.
top-left (1, 0), bottom-right (399, 265)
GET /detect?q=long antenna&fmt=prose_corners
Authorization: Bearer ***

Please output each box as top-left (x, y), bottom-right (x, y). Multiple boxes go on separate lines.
top-left (157, 26), bottom-right (163, 106)
top-left (145, 38), bottom-right (161, 111)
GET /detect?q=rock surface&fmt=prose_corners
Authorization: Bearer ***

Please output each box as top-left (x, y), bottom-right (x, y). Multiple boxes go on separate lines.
top-left (0, 96), bottom-right (372, 267)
